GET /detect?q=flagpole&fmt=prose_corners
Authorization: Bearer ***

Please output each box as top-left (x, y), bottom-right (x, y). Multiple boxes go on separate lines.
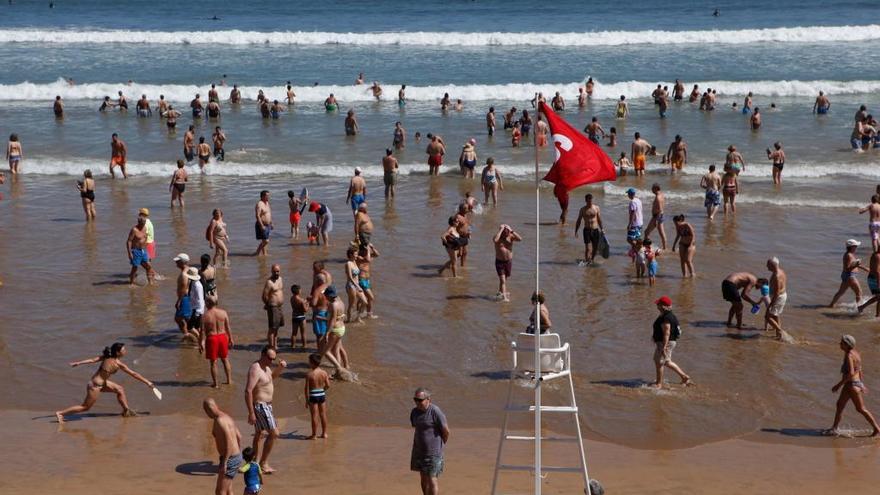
top-left (533, 95), bottom-right (542, 495)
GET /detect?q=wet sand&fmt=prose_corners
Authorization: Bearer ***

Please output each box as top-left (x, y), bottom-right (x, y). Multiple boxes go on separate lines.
top-left (4, 410), bottom-right (879, 494)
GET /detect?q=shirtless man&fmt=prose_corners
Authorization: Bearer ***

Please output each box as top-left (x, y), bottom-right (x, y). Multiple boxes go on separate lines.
top-left (117, 91), bottom-right (128, 110)
top-left (454, 204), bottom-right (472, 267)
top-left (191, 93), bottom-right (204, 118)
top-left (206, 99), bottom-right (221, 119)
top-left (245, 346), bottom-right (287, 474)
top-left (382, 149), bottom-right (399, 199)
top-left (212, 126), bottom-right (226, 161)
top-left (631, 132), bottom-right (651, 177)
top-left (643, 184), bottom-right (667, 249)
top-left (672, 79), bottom-right (685, 101)
top-left (208, 84), bottom-right (219, 104)
top-left (551, 92), bottom-right (565, 111)
top-left (254, 190), bottom-right (273, 256)
top-left (126, 215), bottom-right (155, 286)
top-left (286, 84), bottom-right (296, 105)
top-left (344, 110), bottom-right (358, 135)
top-left (426, 135), bottom-right (445, 176)
top-left (486, 107), bottom-right (496, 136)
top-left (204, 398), bottom-right (243, 495)
top-left (859, 195), bottom-right (880, 252)
top-left (574, 194), bottom-right (603, 264)
top-left (230, 85), bottom-right (241, 104)
top-left (398, 85), bottom-right (406, 107)
top-left (689, 84), bottom-right (700, 102)
top-left (136, 94), bottom-right (151, 117)
top-left (199, 297), bottom-right (234, 388)
top-left (197, 137), bottom-right (212, 172)
top-left (577, 87), bottom-right (587, 108)
top-left (157, 95), bottom-right (168, 116)
top-left (262, 264), bottom-right (285, 349)
top-left (700, 164), bottom-right (722, 219)
top-left (53, 95), bottom-right (64, 118)
top-left (721, 272), bottom-right (762, 329)
top-left (503, 107), bottom-right (517, 130)
top-left (767, 257), bottom-right (789, 341)
top-left (109, 133), bottom-right (128, 179)
top-left (665, 135), bottom-right (688, 172)
top-left (346, 167), bottom-right (367, 216)
top-left (173, 253), bottom-right (199, 340)
top-left (583, 117), bottom-right (606, 144)
top-left (493, 224), bottom-right (522, 302)
top-left (183, 125), bottom-right (196, 162)
top-left (354, 203), bottom-right (373, 248)
top-left (813, 91), bottom-right (831, 114)
top-left (371, 81), bottom-right (383, 101)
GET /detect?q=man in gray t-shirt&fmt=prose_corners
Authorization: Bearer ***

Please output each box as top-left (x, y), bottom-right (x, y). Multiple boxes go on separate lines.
top-left (410, 387), bottom-right (450, 495)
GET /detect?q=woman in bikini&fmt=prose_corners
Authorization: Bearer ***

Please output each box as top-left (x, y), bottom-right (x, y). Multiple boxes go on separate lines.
top-left (6, 133), bottom-right (22, 174)
top-left (206, 208), bottom-right (229, 267)
top-left (721, 167), bottom-right (739, 214)
top-left (439, 216), bottom-right (462, 278)
top-left (344, 246), bottom-right (368, 323)
top-left (76, 169), bottom-right (96, 221)
top-left (55, 342), bottom-right (156, 423)
top-left (169, 159), bottom-right (188, 208)
top-left (671, 214), bottom-right (696, 278)
top-left (827, 335), bottom-right (880, 437)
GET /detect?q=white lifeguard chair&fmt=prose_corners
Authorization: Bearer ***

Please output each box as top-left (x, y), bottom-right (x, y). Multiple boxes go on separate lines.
top-left (490, 332), bottom-right (593, 495)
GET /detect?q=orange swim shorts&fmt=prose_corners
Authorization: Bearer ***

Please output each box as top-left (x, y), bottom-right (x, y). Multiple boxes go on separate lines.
top-left (634, 155), bottom-right (646, 170)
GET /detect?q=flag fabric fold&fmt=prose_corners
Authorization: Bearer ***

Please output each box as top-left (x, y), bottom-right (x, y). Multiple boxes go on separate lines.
top-left (539, 101), bottom-right (616, 191)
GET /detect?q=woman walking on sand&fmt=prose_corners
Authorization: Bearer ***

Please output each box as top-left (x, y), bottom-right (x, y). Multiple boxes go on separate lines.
top-left (826, 335), bottom-right (880, 437)
top-left (55, 342), bottom-right (157, 423)
top-left (672, 214), bottom-right (696, 278)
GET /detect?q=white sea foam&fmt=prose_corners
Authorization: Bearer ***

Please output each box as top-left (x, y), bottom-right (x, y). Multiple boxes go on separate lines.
top-left (1, 25), bottom-right (878, 46)
top-left (602, 183), bottom-right (862, 209)
top-left (5, 78), bottom-right (880, 103)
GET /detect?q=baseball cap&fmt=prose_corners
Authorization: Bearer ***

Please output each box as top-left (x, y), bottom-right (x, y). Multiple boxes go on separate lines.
top-left (173, 253), bottom-right (190, 263)
top-left (138, 207), bottom-right (150, 216)
top-left (846, 239), bottom-right (861, 247)
top-left (654, 296), bottom-right (672, 307)
top-left (626, 188), bottom-right (637, 195)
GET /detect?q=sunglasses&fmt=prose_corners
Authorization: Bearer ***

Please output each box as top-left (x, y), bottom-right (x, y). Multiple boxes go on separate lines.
top-left (413, 397), bottom-right (427, 403)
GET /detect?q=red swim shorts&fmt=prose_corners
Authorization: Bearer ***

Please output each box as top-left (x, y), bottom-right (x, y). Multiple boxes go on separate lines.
top-left (290, 211), bottom-right (301, 225)
top-left (205, 333), bottom-right (229, 361)
top-left (428, 154), bottom-right (443, 167)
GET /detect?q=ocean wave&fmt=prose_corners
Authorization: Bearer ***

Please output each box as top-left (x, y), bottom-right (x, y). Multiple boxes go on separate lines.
top-left (0, 25), bottom-right (878, 46)
top-left (679, 162), bottom-right (880, 179)
top-left (5, 78), bottom-right (880, 103)
top-left (602, 184), bottom-right (862, 209)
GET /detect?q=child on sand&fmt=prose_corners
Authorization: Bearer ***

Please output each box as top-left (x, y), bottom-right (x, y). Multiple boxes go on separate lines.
top-left (617, 152), bottom-right (632, 177)
top-left (290, 284), bottom-right (309, 349)
top-left (238, 447), bottom-right (263, 494)
top-left (305, 353), bottom-right (330, 439)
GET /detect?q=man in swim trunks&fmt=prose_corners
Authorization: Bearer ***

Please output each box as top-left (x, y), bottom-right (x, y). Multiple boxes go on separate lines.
top-left (626, 188), bottom-right (643, 248)
top-left (665, 134), bottom-right (688, 172)
top-left (574, 193), bottom-right (603, 264)
top-left (398, 85), bottom-right (406, 107)
top-left (204, 398), bottom-right (243, 495)
top-left (347, 167), bottom-right (367, 215)
top-left (287, 190), bottom-right (303, 239)
top-left (262, 264), bottom-right (285, 349)
top-left (672, 79), bottom-right (685, 101)
top-left (767, 257), bottom-right (789, 341)
top-left (486, 107), bottom-right (496, 136)
top-left (493, 224), bottom-right (522, 302)
top-left (382, 148), bottom-right (399, 199)
top-left (191, 93), bottom-right (204, 118)
top-left (245, 346), bottom-right (287, 475)
top-left (173, 253), bottom-right (199, 340)
top-left (700, 164), bottom-right (722, 220)
top-left (208, 83), bottom-right (219, 103)
top-left (206, 99), bottom-right (221, 119)
top-left (859, 195), bottom-right (880, 252)
top-left (324, 93), bottom-right (338, 112)
top-left (354, 203), bottom-right (374, 249)
top-left (305, 353), bottom-right (330, 439)
top-left (551, 92), bottom-right (565, 111)
top-left (426, 135), bottom-right (445, 176)
top-left (583, 117), bottom-right (606, 144)
top-left (212, 126), bottom-right (226, 161)
top-left (813, 91), bottom-right (830, 114)
top-left (136, 94), bottom-right (151, 117)
top-left (184, 125), bottom-right (196, 162)
top-left (643, 183), bottom-right (667, 250)
top-left (230, 85), bottom-right (241, 104)
top-left (631, 132), bottom-right (651, 177)
top-left (53, 95), bottom-right (64, 118)
top-left (126, 215), bottom-right (155, 286)
top-left (200, 296), bottom-right (234, 388)
top-left (254, 190), bottom-right (273, 256)
top-left (721, 272), bottom-right (762, 329)
top-left (109, 133), bottom-right (128, 179)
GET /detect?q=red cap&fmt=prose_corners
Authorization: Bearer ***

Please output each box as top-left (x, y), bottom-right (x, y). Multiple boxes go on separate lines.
top-left (308, 201), bottom-right (320, 212)
top-left (654, 296), bottom-right (672, 307)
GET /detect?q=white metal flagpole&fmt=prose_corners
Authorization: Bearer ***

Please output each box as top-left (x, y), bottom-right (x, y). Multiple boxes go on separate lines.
top-left (533, 95), bottom-right (542, 495)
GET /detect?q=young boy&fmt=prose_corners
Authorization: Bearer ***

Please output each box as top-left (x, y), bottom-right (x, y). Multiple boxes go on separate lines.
top-left (238, 447), bottom-right (263, 494)
top-left (630, 238), bottom-right (646, 279)
top-left (606, 127), bottom-right (617, 147)
top-left (305, 353), bottom-right (330, 439)
top-left (644, 238), bottom-right (660, 286)
top-left (287, 190), bottom-right (302, 239)
top-left (617, 152), bottom-right (632, 177)
top-left (306, 221), bottom-right (320, 245)
top-left (291, 284), bottom-right (309, 349)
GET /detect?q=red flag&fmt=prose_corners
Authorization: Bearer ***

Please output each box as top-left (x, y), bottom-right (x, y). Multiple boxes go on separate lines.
top-left (539, 101), bottom-right (616, 191)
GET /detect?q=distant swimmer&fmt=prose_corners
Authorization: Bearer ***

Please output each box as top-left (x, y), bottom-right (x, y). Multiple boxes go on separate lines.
top-left (657, 89), bottom-right (668, 118)
top-left (440, 93), bottom-right (450, 112)
top-left (651, 84), bottom-right (663, 104)
top-left (713, 8), bottom-right (719, 16)
top-left (665, 134), bottom-right (688, 172)
top-left (393, 121), bottom-right (406, 150)
top-left (157, 94), bottom-right (168, 115)
top-left (184, 125), bottom-right (195, 162)
top-left (230, 84), bottom-right (241, 104)
top-left (208, 83), bottom-right (219, 103)
top-left (503, 106), bottom-right (517, 130)
top-left (212, 126), bottom-right (226, 161)
top-left (577, 87), bottom-right (587, 108)
top-left (689, 84), bottom-right (700, 102)
top-left (825, 335), bottom-right (880, 437)
top-left (454, 99), bottom-right (463, 111)
top-left (191, 93), bottom-right (204, 118)
top-left (426, 134), bottom-right (445, 176)
top-left (136, 94), bottom-right (151, 117)
top-left (355, 72), bottom-right (365, 85)
top-left (127, 214), bottom-right (155, 285)
top-left (324, 93), bottom-right (338, 112)
top-left (55, 342), bottom-right (157, 424)
top-left (398, 84), bottom-right (406, 107)
top-left (551, 91), bottom-right (565, 111)
top-left (53, 95), bottom-right (64, 118)
top-left (6, 133), bottom-right (22, 175)
top-left (673, 79), bottom-right (685, 101)
top-left (109, 133), bottom-right (127, 178)
top-left (750, 107), bottom-right (762, 130)
top-left (99, 95), bottom-right (117, 112)
top-left (169, 159), bottom-right (187, 207)
top-left (286, 84), bottom-right (296, 105)
top-left (767, 141), bottom-right (785, 185)
top-left (486, 106), bottom-right (496, 136)
top-left (117, 90), bottom-right (128, 110)
top-left (371, 81), bottom-right (383, 101)
top-left (606, 126), bottom-right (617, 147)
top-left (220, 74), bottom-right (227, 86)
top-left (344, 109), bottom-right (359, 136)
top-left (615, 95), bottom-right (628, 119)
top-left (270, 99), bottom-right (283, 119)
top-left (382, 148), bottom-right (399, 199)
top-left (813, 91), bottom-right (831, 114)
top-left (207, 99), bottom-right (221, 119)
top-left (259, 99), bottom-right (270, 118)
top-left (585, 76), bottom-right (594, 97)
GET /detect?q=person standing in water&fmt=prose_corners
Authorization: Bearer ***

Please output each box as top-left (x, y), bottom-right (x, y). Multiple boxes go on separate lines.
top-left (493, 224), bottom-right (522, 302)
top-left (199, 296), bottom-right (234, 388)
top-left (305, 353), bottom-right (331, 439)
top-left (76, 169), bottom-right (96, 221)
top-left (55, 342), bottom-right (157, 423)
top-left (426, 135), bottom-right (445, 176)
top-left (643, 184), bottom-right (667, 250)
top-left (109, 133), bottom-right (127, 179)
top-left (383, 148), bottom-right (399, 199)
top-left (665, 135), bottom-right (688, 172)
top-left (859, 195), bottom-right (880, 253)
top-left (813, 91), bottom-right (831, 114)
top-left (766, 141), bottom-right (785, 185)
top-left (169, 159), bottom-right (187, 208)
top-left (829, 239), bottom-right (868, 308)
top-left (204, 398), bottom-right (243, 495)
top-left (575, 193), bottom-right (603, 264)
top-left (206, 208), bottom-right (229, 268)
top-left (721, 272), bottom-right (762, 330)
top-left (826, 335), bottom-right (880, 437)
top-left (858, 247), bottom-right (880, 317)
top-left (262, 264), bottom-right (285, 349)
top-left (127, 215), bottom-right (155, 286)
top-left (287, 190), bottom-right (302, 239)
top-left (766, 257), bottom-right (789, 341)
top-left (254, 190), bottom-right (272, 256)
top-left (671, 214), bottom-right (696, 278)
top-left (701, 164), bottom-right (722, 220)
top-left (245, 346), bottom-right (287, 475)
top-left (480, 157), bottom-right (503, 206)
